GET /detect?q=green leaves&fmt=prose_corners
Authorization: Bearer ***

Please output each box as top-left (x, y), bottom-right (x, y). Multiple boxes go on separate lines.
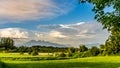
top-left (79, 0), bottom-right (120, 55)
top-left (0, 37), bottom-right (14, 50)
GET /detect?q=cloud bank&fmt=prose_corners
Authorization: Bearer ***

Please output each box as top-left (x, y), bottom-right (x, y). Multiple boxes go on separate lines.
top-left (0, 22), bottom-right (109, 47)
top-left (38, 22), bottom-right (109, 45)
top-left (0, 0), bottom-right (75, 23)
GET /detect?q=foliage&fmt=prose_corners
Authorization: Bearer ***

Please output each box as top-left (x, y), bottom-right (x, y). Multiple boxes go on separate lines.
top-left (7, 45), bottom-right (69, 53)
top-left (31, 50), bottom-right (39, 56)
top-left (73, 51), bottom-right (93, 58)
top-left (90, 46), bottom-right (100, 56)
top-left (99, 44), bottom-right (105, 54)
top-left (79, 0), bottom-right (120, 55)
top-left (18, 46), bottom-right (28, 52)
top-left (67, 52), bottom-right (73, 57)
top-left (58, 52), bottom-right (66, 57)
top-left (68, 47), bottom-right (76, 54)
top-left (19, 52), bottom-right (24, 55)
top-left (0, 37), bottom-right (14, 50)
top-left (67, 47), bottom-right (76, 57)
top-left (82, 51), bottom-right (92, 57)
top-left (28, 50), bottom-right (32, 55)
top-left (79, 45), bottom-right (88, 52)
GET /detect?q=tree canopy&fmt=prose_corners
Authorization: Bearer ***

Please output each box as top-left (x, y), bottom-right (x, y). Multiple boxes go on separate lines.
top-left (79, 0), bottom-right (120, 31)
top-left (0, 37), bottom-right (14, 50)
top-left (79, 0), bottom-right (120, 54)
top-left (79, 45), bottom-right (88, 52)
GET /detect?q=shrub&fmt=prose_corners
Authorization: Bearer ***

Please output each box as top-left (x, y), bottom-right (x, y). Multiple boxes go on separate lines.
top-left (20, 52), bottom-right (24, 55)
top-left (54, 53), bottom-right (59, 57)
top-left (81, 51), bottom-right (92, 57)
top-left (67, 52), bottom-right (73, 57)
top-left (90, 46), bottom-right (100, 56)
top-left (68, 47), bottom-right (76, 54)
top-left (58, 52), bottom-right (66, 57)
top-left (72, 52), bottom-right (80, 58)
top-left (31, 50), bottom-right (39, 56)
top-left (28, 51), bottom-right (32, 55)
top-left (72, 51), bottom-right (92, 58)
top-left (79, 45), bottom-right (88, 52)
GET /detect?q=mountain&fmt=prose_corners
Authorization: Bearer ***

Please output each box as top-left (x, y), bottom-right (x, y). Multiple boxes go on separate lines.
top-left (16, 40), bottom-right (68, 48)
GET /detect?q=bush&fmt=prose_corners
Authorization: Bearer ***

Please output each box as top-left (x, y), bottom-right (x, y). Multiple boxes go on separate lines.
top-left (28, 51), bottom-right (32, 55)
top-left (20, 52), bottom-right (24, 55)
top-left (72, 52), bottom-right (80, 58)
top-left (79, 45), bottom-right (88, 52)
top-left (67, 53), bottom-right (73, 57)
top-left (72, 51), bottom-right (92, 58)
top-left (81, 51), bottom-right (92, 57)
top-left (58, 52), bottom-right (66, 57)
top-left (54, 53), bottom-right (59, 57)
top-left (90, 46), bottom-right (100, 56)
top-left (68, 47), bottom-right (76, 54)
top-left (31, 50), bottom-right (39, 56)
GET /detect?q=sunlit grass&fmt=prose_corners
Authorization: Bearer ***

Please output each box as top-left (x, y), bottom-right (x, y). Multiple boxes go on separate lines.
top-left (1, 53), bottom-right (120, 68)
top-left (2, 56), bottom-right (120, 68)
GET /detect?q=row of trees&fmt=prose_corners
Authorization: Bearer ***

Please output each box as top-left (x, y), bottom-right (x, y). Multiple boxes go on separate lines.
top-left (0, 37), bottom-right (68, 53)
top-left (13, 46), bottom-right (68, 53)
top-left (66, 43), bottom-right (120, 58)
top-left (0, 37), bottom-right (119, 56)
top-left (57, 45), bottom-right (101, 57)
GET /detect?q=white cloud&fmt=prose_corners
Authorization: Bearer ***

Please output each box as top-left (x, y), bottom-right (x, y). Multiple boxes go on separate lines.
top-left (0, 0), bottom-right (75, 23)
top-left (0, 22), bottom-right (109, 47)
top-left (49, 30), bottom-right (67, 38)
top-left (0, 28), bottom-right (29, 38)
top-left (38, 22), bottom-right (109, 45)
top-left (59, 22), bottom-right (85, 28)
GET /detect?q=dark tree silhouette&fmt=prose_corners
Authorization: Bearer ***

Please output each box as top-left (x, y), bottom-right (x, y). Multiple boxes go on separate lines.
top-left (1, 37), bottom-right (14, 50)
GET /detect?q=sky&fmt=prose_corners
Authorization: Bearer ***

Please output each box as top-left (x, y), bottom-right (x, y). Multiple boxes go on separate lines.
top-left (0, 0), bottom-right (109, 47)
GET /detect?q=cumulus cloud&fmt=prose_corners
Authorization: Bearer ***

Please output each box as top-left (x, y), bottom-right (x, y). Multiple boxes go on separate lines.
top-left (0, 28), bottom-right (29, 38)
top-left (38, 22), bottom-right (109, 45)
top-left (0, 0), bottom-right (75, 23)
top-left (0, 22), bottom-right (109, 46)
top-left (49, 30), bottom-right (67, 38)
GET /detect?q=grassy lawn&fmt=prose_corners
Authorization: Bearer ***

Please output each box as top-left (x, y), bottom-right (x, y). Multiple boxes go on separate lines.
top-left (1, 53), bottom-right (120, 68)
top-left (2, 56), bottom-right (120, 68)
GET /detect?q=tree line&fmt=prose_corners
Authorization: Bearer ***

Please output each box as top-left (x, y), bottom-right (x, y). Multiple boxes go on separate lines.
top-left (0, 37), bottom-right (120, 57)
top-left (0, 37), bottom-right (68, 53)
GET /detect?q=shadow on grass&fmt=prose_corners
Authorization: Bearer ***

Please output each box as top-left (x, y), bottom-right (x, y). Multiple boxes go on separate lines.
top-left (0, 57), bottom-right (70, 61)
top-left (0, 61), bottom-right (5, 68)
top-left (4, 62), bottom-right (120, 68)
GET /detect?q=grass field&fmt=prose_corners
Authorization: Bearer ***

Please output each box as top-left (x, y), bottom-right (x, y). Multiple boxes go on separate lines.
top-left (1, 53), bottom-right (120, 68)
top-left (2, 56), bottom-right (120, 68)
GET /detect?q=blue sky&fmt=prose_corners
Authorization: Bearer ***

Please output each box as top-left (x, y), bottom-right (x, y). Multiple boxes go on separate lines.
top-left (0, 0), bottom-right (109, 47)
top-left (0, 0), bottom-right (95, 30)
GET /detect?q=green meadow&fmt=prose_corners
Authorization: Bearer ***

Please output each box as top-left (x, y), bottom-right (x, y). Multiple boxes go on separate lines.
top-left (0, 0), bottom-right (119, 68)
top-left (0, 53), bottom-right (120, 68)
top-left (3, 56), bottom-right (120, 68)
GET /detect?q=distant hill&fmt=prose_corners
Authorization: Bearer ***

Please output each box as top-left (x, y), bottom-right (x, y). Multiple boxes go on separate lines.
top-left (17, 40), bottom-right (68, 48)
top-left (13, 39), bottom-right (100, 48)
